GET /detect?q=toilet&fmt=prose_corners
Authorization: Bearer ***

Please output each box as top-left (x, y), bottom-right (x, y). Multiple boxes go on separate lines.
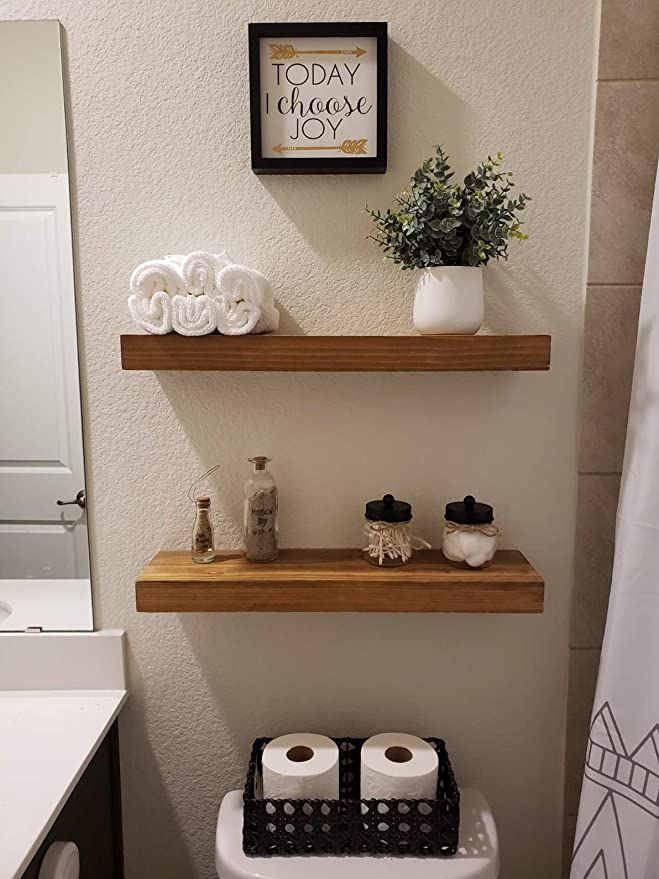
top-left (216, 788), bottom-right (500, 878)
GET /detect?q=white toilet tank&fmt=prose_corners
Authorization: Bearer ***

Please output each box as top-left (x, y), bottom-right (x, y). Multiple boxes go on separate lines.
top-left (215, 788), bottom-right (500, 878)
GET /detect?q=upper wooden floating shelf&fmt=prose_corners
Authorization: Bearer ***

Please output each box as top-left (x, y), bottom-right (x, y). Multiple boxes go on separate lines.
top-left (120, 334), bottom-right (551, 372)
top-left (135, 549), bottom-right (544, 613)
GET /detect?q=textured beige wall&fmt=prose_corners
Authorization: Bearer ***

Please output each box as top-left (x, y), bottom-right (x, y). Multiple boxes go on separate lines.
top-left (0, 20), bottom-right (68, 173)
top-left (5, 2), bottom-right (597, 876)
top-left (563, 0), bottom-right (659, 872)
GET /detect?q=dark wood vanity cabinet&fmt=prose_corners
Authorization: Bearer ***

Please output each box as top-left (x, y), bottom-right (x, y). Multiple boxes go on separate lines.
top-left (21, 722), bottom-right (124, 878)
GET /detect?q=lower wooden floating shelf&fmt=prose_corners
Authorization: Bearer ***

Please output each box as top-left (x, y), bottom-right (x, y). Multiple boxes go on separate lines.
top-left (135, 549), bottom-right (544, 613)
top-left (120, 333), bottom-right (551, 372)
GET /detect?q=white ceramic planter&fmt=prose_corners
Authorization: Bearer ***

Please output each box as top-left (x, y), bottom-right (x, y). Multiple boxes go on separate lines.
top-left (412, 266), bottom-right (484, 335)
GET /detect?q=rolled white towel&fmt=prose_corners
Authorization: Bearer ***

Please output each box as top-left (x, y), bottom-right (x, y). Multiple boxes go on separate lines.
top-left (181, 251), bottom-right (234, 296)
top-left (252, 271), bottom-right (280, 334)
top-left (166, 250), bottom-right (233, 274)
top-left (128, 291), bottom-right (173, 335)
top-left (164, 254), bottom-right (187, 267)
top-left (254, 302), bottom-right (280, 334)
top-left (171, 293), bottom-right (216, 336)
top-left (215, 264), bottom-right (280, 336)
top-left (215, 249), bottom-right (233, 270)
top-left (130, 258), bottom-right (186, 296)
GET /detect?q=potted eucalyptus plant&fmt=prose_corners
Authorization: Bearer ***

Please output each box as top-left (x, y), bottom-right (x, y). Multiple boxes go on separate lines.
top-left (367, 146), bottom-right (530, 334)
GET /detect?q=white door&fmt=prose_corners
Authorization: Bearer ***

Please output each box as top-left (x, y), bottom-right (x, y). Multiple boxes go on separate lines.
top-left (0, 173), bottom-right (89, 580)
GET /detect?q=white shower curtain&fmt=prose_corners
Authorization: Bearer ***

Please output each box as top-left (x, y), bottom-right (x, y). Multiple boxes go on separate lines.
top-left (571, 164), bottom-right (659, 878)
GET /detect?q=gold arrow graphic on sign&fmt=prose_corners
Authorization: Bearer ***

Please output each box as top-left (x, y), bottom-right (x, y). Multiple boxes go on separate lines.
top-left (269, 44), bottom-right (367, 60)
top-left (273, 139), bottom-right (368, 155)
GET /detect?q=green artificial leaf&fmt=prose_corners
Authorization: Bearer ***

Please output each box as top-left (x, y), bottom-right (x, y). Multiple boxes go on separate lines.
top-left (366, 145), bottom-right (530, 270)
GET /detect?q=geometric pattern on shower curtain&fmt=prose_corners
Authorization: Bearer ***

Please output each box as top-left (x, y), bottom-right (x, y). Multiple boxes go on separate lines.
top-left (572, 703), bottom-right (659, 878)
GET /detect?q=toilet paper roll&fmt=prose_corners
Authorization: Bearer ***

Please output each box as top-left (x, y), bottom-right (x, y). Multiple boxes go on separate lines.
top-left (262, 733), bottom-right (340, 800)
top-left (360, 733), bottom-right (439, 800)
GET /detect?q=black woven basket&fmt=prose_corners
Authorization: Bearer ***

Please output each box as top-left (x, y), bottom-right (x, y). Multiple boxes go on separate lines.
top-left (242, 737), bottom-right (460, 857)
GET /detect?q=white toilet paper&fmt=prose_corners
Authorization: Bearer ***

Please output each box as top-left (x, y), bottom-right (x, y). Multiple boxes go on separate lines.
top-left (360, 733), bottom-right (439, 800)
top-left (262, 733), bottom-right (340, 800)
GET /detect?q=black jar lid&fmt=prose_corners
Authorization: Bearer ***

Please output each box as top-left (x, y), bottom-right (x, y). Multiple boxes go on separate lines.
top-left (365, 494), bottom-right (412, 523)
top-left (445, 495), bottom-right (494, 525)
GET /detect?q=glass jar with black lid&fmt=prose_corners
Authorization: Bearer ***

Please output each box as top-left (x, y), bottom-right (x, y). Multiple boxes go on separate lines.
top-left (441, 495), bottom-right (499, 569)
top-left (363, 494), bottom-right (425, 567)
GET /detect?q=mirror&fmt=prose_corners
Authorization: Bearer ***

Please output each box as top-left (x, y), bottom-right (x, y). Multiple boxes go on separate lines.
top-left (0, 21), bottom-right (92, 630)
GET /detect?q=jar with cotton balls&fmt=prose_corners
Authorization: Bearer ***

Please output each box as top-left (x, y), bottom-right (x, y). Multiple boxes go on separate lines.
top-left (441, 495), bottom-right (499, 569)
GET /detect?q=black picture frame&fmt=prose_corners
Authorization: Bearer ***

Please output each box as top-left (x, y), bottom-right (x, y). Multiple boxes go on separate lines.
top-left (248, 21), bottom-right (388, 175)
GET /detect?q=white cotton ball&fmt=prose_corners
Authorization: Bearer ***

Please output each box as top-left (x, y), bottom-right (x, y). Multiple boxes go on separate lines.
top-left (442, 533), bottom-right (463, 561)
top-left (464, 551), bottom-right (490, 568)
top-left (458, 531), bottom-right (482, 559)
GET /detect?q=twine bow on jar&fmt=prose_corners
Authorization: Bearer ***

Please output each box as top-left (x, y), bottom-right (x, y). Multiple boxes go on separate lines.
top-left (444, 520), bottom-right (500, 538)
top-left (364, 520), bottom-right (431, 566)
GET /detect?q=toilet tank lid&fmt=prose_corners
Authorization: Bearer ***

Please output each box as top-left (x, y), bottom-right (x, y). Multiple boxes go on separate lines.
top-left (215, 788), bottom-right (500, 879)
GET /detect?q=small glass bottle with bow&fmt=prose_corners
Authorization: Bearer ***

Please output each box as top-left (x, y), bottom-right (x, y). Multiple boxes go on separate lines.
top-left (188, 464), bottom-right (221, 564)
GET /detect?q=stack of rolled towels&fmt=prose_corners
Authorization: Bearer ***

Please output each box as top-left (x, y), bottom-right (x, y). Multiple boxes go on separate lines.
top-left (128, 250), bottom-right (280, 336)
top-left (261, 732), bottom-right (438, 800)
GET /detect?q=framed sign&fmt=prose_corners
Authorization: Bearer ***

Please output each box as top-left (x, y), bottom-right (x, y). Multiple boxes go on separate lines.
top-left (248, 22), bottom-right (387, 175)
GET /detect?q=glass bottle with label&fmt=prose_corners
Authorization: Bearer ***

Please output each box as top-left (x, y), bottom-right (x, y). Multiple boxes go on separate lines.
top-left (244, 456), bottom-right (278, 562)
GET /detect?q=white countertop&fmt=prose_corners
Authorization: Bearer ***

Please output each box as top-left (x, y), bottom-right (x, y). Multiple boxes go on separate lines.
top-left (0, 631), bottom-right (127, 879)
